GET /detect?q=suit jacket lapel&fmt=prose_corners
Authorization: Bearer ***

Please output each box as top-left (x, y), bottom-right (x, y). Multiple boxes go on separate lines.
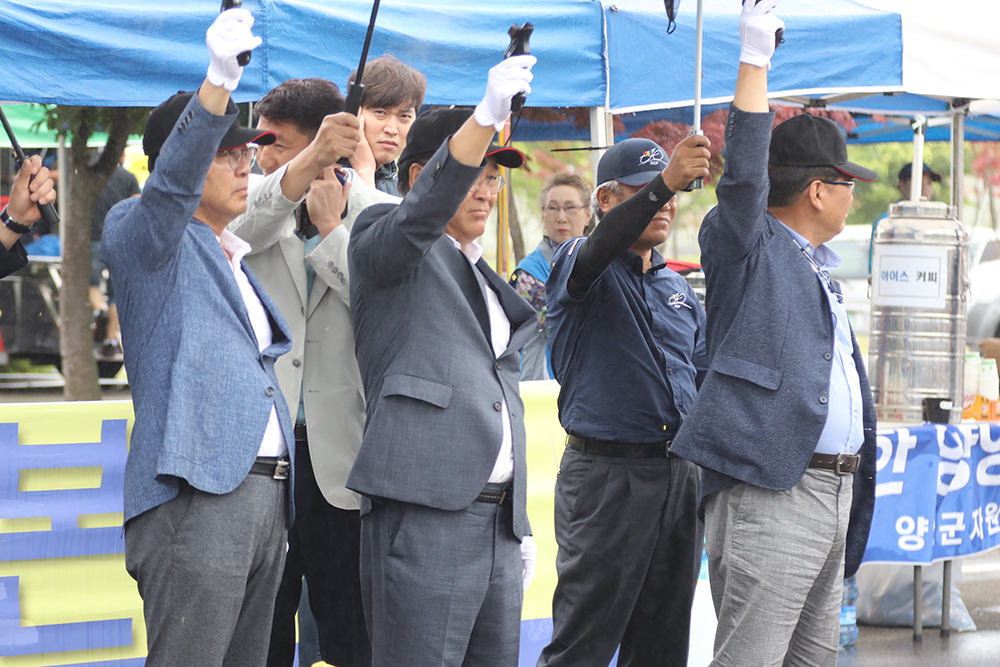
top-left (278, 235), bottom-right (309, 312)
top-left (476, 258), bottom-right (538, 357)
top-left (443, 244), bottom-right (492, 345)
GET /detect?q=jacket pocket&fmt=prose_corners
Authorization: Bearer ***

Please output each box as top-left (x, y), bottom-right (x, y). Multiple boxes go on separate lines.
top-left (379, 374), bottom-right (453, 408)
top-left (712, 354), bottom-right (783, 391)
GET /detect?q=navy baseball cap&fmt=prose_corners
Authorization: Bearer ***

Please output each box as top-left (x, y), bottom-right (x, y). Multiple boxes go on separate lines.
top-left (899, 162), bottom-right (942, 183)
top-left (769, 113), bottom-right (877, 182)
top-left (597, 138), bottom-right (668, 187)
top-left (143, 91), bottom-right (276, 172)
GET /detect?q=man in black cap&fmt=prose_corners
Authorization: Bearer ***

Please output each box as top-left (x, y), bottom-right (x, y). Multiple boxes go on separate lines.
top-left (671, 1), bottom-right (878, 665)
top-left (101, 9), bottom-right (296, 667)
top-left (537, 134), bottom-right (711, 667)
top-left (348, 55), bottom-right (539, 667)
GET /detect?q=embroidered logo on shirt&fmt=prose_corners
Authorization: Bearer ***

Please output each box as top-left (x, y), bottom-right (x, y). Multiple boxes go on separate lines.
top-left (668, 292), bottom-right (692, 309)
top-left (648, 192), bottom-right (659, 202)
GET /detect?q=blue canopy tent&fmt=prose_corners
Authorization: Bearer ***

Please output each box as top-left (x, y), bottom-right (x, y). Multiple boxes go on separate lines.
top-left (0, 1), bottom-right (901, 112)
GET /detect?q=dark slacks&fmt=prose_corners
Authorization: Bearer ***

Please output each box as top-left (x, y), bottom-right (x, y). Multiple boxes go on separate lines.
top-left (125, 474), bottom-right (288, 667)
top-left (266, 438), bottom-right (370, 667)
top-left (538, 447), bottom-right (702, 667)
top-left (361, 497), bottom-right (523, 667)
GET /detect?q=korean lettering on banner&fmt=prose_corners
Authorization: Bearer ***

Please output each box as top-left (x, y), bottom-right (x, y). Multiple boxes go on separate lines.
top-left (863, 423), bottom-right (1000, 564)
top-left (0, 404), bottom-right (145, 666)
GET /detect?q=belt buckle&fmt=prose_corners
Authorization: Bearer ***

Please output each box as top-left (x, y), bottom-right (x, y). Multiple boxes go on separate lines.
top-left (273, 457), bottom-right (290, 481)
top-left (835, 452), bottom-right (851, 475)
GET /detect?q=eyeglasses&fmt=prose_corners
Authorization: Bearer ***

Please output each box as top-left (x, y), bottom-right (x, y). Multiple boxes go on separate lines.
top-left (821, 180), bottom-right (856, 192)
top-left (473, 174), bottom-right (506, 195)
top-left (217, 145), bottom-right (257, 170)
top-left (543, 203), bottom-right (586, 216)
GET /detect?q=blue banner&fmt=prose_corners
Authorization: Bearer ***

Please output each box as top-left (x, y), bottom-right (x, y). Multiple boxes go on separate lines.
top-left (863, 422), bottom-right (1000, 564)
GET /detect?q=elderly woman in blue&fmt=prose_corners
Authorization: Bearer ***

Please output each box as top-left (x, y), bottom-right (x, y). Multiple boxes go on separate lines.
top-left (509, 172), bottom-right (592, 380)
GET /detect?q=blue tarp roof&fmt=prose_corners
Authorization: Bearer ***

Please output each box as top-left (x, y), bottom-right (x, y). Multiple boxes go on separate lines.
top-left (0, 0), bottom-right (903, 111)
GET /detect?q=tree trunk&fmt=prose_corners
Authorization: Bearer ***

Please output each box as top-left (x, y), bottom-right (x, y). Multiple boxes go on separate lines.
top-left (60, 108), bottom-right (132, 400)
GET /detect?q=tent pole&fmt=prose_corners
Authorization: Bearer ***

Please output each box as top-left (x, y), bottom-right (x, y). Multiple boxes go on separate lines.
top-left (951, 109), bottom-right (964, 223)
top-left (589, 106), bottom-right (613, 187)
top-left (910, 116), bottom-right (926, 202)
top-left (57, 135), bottom-right (67, 256)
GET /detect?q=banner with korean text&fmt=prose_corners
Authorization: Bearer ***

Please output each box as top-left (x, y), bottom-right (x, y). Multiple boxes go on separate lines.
top-left (863, 422), bottom-right (1000, 564)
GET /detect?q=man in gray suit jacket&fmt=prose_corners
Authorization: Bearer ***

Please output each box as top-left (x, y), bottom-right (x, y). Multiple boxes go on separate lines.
top-left (671, 2), bottom-right (877, 665)
top-left (101, 10), bottom-right (294, 667)
top-left (348, 56), bottom-right (538, 667)
top-left (229, 77), bottom-right (396, 667)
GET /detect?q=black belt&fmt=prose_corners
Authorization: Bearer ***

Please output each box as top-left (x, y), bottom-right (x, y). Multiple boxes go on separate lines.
top-left (476, 482), bottom-right (513, 505)
top-left (294, 423), bottom-right (308, 443)
top-left (809, 452), bottom-right (860, 475)
top-left (249, 455), bottom-right (290, 480)
top-left (566, 434), bottom-right (671, 458)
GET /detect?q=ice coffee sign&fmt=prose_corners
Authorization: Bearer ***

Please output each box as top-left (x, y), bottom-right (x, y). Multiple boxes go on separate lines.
top-left (871, 245), bottom-right (949, 309)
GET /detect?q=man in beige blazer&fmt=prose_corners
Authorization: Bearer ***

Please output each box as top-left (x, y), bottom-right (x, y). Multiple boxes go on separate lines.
top-left (229, 77), bottom-right (396, 667)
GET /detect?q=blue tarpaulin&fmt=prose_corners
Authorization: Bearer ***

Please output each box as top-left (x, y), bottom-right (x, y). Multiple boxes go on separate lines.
top-left (0, 0), bottom-right (903, 111)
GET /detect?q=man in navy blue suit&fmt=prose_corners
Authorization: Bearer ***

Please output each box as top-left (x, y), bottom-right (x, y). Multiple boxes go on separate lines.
top-left (101, 9), bottom-right (295, 667)
top-left (671, 2), bottom-right (877, 665)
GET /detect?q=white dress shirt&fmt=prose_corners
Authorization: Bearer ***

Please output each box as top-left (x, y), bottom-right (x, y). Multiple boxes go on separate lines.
top-left (219, 230), bottom-right (288, 458)
top-left (447, 234), bottom-right (514, 483)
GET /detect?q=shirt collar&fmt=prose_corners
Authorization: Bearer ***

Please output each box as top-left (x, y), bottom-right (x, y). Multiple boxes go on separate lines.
top-left (623, 247), bottom-right (667, 274)
top-left (778, 222), bottom-right (842, 272)
top-left (376, 161), bottom-right (398, 181)
top-left (446, 233), bottom-right (484, 263)
top-left (218, 228), bottom-right (252, 266)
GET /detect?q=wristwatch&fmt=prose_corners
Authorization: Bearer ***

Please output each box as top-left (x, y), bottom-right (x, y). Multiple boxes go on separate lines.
top-left (1, 208), bottom-right (32, 235)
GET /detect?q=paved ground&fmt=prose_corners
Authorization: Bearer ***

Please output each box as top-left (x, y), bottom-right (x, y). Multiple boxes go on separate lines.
top-left (840, 548), bottom-right (1000, 666)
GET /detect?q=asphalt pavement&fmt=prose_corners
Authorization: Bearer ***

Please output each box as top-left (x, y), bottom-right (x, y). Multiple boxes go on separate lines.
top-left (840, 548), bottom-right (1000, 666)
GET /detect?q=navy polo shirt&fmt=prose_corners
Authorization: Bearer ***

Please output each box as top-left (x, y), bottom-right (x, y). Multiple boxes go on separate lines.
top-left (546, 238), bottom-right (709, 444)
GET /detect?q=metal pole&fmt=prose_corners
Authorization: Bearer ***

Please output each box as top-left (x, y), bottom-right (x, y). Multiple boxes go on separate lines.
top-left (951, 109), bottom-right (965, 223)
top-left (693, 0), bottom-right (703, 135)
top-left (913, 565), bottom-right (923, 642)
top-left (589, 106), bottom-right (614, 189)
top-left (941, 560), bottom-right (952, 638)
top-left (910, 116), bottom-right (926, 202)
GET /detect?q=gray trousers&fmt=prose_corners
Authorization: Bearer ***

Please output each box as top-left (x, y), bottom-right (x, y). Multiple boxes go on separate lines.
top-left (538, 447), bottom-right (702, 667)
top-left (360, 498), bottom-right (523, 667)
top-left (705, 469), bottom-right (853, 667)
top-left (125, 474), bottom-right (288, 667)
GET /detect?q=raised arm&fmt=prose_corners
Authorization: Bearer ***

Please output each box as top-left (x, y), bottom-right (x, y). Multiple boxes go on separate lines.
top-left (703, 0), bottom-right (783, 262)
top-left (349, 55), bottom-right (535, 286)
top-left (567, 134), bottom-right (710, 298)
top-left (103, 9), bottom-right (259, 272)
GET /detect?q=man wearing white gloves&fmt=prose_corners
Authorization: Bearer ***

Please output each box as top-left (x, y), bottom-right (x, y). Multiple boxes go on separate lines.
top-left (671, 2), bottom-right (878, 665)
top-left (347, 56), bottom-right (539, 667)
top-left (101, 9), bottom-right (296, 667)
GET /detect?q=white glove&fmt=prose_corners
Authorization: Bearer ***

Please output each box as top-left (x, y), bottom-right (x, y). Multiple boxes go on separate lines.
top-left (206, 8), bottom-right (262, 92)
top-left (474, 55), bottom-right (536, 132)
top-left (739, 0), bottom-right (785, 70)
top-left (521, 535), bottom-right (537, 591)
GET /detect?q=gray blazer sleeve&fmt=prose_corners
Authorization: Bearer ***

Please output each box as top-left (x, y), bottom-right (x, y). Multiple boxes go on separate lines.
top-left (349, 139), bottom-right (482, 288)
top-left (705, 107), bottom-right (777, 263)
top-left (102, 95), bottom-right (237, 273)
